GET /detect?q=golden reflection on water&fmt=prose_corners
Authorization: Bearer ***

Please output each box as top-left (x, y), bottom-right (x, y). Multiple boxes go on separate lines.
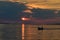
top-left (22, 24), bottom-right (24, 40)
top-left (24, 25), bottom-right (60, 40)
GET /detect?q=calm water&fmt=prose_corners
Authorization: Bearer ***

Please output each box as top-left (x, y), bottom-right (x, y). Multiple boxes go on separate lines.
top-left (0, 24), bottom-right (60, 40)
top-left (0, 24), bottom-right (22, 40)
top-left (24, 25), bottom-right (60, 40)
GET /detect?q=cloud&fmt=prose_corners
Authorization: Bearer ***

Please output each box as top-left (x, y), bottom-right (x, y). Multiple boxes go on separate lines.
top-left (0, 0), bottom-right (8, 1)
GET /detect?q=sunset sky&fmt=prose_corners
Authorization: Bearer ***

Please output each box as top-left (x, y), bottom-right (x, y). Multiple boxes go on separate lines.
top-left (24, 0), bottom-right (60, 10)
top-left (0, 0), bottom-right (60, 24)
top-left (0, 0), bottom-right (60, 10)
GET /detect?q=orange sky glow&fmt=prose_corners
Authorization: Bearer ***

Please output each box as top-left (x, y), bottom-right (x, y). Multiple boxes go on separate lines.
top-left (9, 0), bottom-right (60, 10)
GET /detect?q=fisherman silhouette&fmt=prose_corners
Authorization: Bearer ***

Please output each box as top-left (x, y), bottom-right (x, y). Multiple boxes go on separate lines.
top-left (38, 25), bottom-right (43, 30)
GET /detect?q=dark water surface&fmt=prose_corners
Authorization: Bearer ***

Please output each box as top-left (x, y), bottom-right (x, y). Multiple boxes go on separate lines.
top-left (0, 24), bottom-right (22, 40)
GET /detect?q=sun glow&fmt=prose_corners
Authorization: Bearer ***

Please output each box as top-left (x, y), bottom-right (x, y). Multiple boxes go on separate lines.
top-left (21, 18), bottom-right (30, 21)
